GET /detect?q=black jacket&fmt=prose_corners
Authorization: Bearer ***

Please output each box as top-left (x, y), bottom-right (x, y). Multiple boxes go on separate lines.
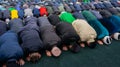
top-left (9, 18), bottom-right (24, 33)
top-left (48, 14), bottom-right (60, 26)
top-left (56, 22), bottom-right (79, 45)
top-left (0, 20), bottom-right (7, 36)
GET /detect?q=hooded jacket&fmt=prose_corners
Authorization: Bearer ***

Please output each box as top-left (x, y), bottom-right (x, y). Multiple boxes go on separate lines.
top-left (2, 10), bottom-right (11, 20)
top-left (82, 10), bottom-right (109, 39)
top-left (0, 20), bottom-right (7, 36)
top-left (24, 8), bottom-right (33, 17)
top-left (56, 22), bottom-right (79, 45)
top-left (72, 11), bottom-right (85, 19)
top-left (19, 17), bottom-right (43, 55)
top-left (0, 31), bottom-right (23, 62)
top-left (38, 17), bottom-right (61, 50)
top-left (99, 10), bottom-right (120, 35)
top-left (39, 6), bottom-right (48, 16)
top-left (59, 11), bottom-right (75, 24)
top-left (33, 7), bottom-right (40, 18)
top-left (48, 13), bottom-right (79, 45)
top-left (11, 10), bottom-right (19, 19)
top-left (72, 19), bottom-right (97, 43)
top-left (9, 18), bottom-right (24, 33)
top-left (48, 14), bottom-right (60, 26)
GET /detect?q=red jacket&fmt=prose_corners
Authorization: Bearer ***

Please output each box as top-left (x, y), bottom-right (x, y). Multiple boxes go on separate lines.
top-left (39, 6), bottom-right (48, 16)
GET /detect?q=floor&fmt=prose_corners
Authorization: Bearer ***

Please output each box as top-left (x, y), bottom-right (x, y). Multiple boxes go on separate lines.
top-left (24, 40), bottom-right (120, 67)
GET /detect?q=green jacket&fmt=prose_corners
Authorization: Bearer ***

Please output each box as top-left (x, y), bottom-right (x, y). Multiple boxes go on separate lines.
top-left (83, 0), bottom-right (90, 3)
top-left (59, 12), bottom-right (75, 24)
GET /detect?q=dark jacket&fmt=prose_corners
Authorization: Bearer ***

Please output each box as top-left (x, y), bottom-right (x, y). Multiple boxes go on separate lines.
top-left (103, 2), bottom-right (113, 8)
top-left (107, 8), bottom-right (120, 16)
top-left (38, 17), bottom-right (61, 50)
top-left (2, 10), bottom-right (11, 20)
top-left (0, 11), bottom-right (2, 19)
top-left (84, 4), bottom-right (91, 10)
top-left (18, 8), bottom-right (24, 19)
top-left (0, 31), bottom-right (23, 63)
top-left (98, 3), bottom-right (106, 9)
top-left (99, 9), bottom-right (112, 18)
top-left (72, 11), bottom-right (85, 19)
top-left (94, 3), bottom-right (101, 9)
top-left (63, 3), bottom-right (72, 13)
top-left (0, 20), bottom-right (7, 36)
top-left (19, 17), bottom-right (43, 55)
top-left (9, 18), bottom-right (24, 33)
top-left (99, 16), bottom-right (120, 35)
top-left (99, 10), bottom-right (120, 35)
top-left (56, 22), bottom-right (79, 45)
top-left (111, 2), bottom-right (120, 7)
top-left (90, 10), bottom-right (103, 19)
top-left (33, 8), bottom-right (40, 18)
top-left (38, 17), bottom-right (51, 27)
top-left (68, 4), bottom-right (76, 12)
top-left (52, 5), bottom-right (60, 14)
top-left (48, 14), bottom-right (60, 26)
top-left (74, 3), bottom-right (82, 11)
top-left (80, 4), bottom-right (87, 11)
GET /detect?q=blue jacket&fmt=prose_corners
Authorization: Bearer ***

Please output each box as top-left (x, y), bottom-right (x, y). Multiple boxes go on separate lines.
top-left (0, 31), bottom-right (23, 62)
top-left (73, 11), bottom-right (85, 19)
top-left (98, 3), bottom-right (106, 9)
top-left (110, 2), bottom-right (120, 7)
top-left (103, 2), bottom-right (113, 8)
top-left (18, 8), bottom-right (24, 19)
top-left (99, 16), bottom-right (120, 35)
top-left (73, 4), bottom-right (82, 11)
top-left (33, 8), bottom-right (40, 18)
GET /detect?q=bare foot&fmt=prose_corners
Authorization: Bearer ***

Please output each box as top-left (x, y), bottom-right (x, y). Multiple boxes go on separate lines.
top-left (2, 64), bottom-right (6, 67)
top-left (19, 59), bottom-right (25, 66)
top-left (97, 40), bottom-right (103, 45)
top-left (80, 43), bottom-right (85, 48)
top-left (51, 46), bottom-right (61, 57)
top-left (69, 45), bottom-right (72, 48)
top-left (62, 45), bottom-right (68, 51)
top-left (26, 56), bottom-right (30, 61)
top-left (46, 50), bottom-right (52, 57)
